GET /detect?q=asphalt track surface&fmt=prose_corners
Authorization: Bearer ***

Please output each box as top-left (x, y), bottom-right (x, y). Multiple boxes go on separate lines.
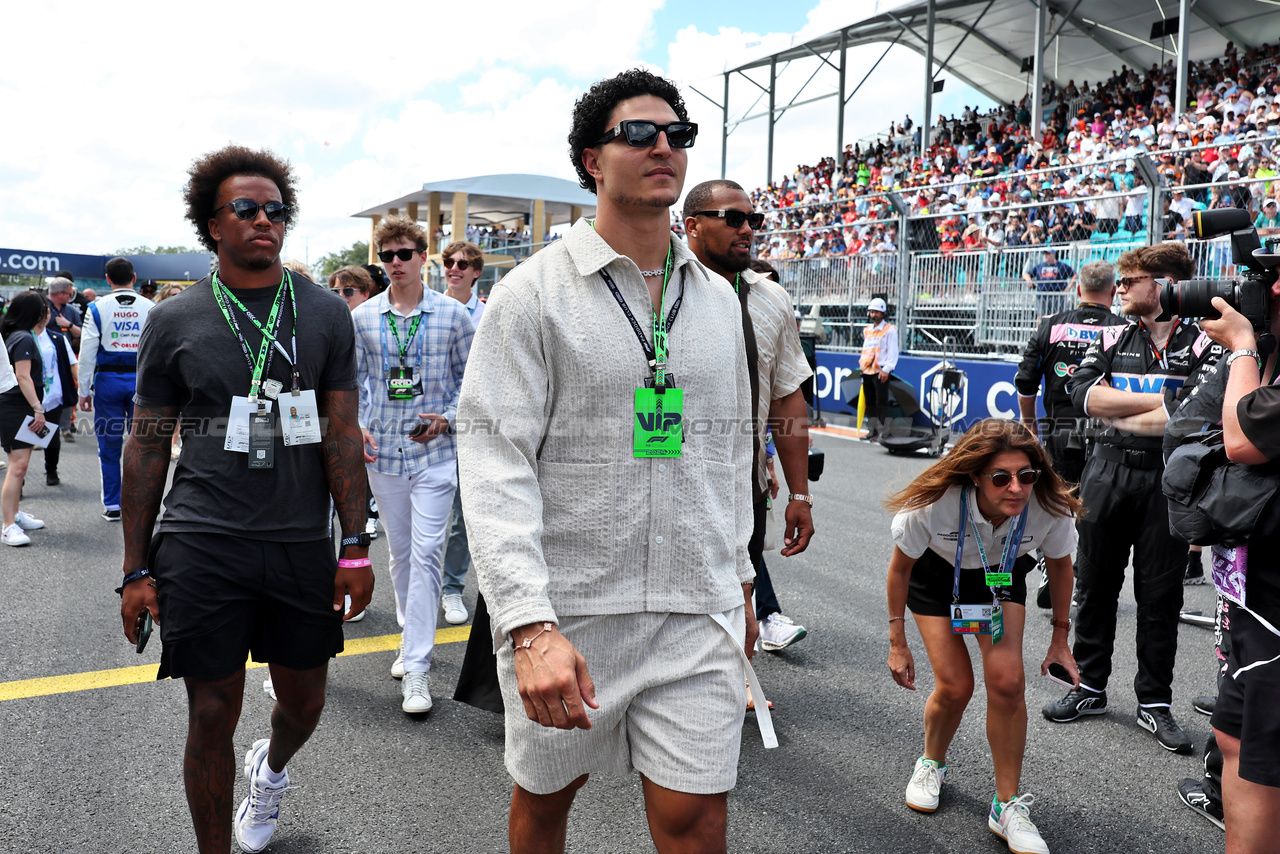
top-left (0, 424), bottom-right (1226, 853)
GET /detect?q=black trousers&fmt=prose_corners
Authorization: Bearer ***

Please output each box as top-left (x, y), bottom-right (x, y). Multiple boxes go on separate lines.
top-left (749, 497), bottom-right (783, 620)
top-left (44, 404), bottom-right (65, 476)
top-left (1073, 453), bottom-right (1187, 704)
top-left (863, 374), bottom-right (891, 435)
top-left (1201, 596), bottom-right (1232, 805)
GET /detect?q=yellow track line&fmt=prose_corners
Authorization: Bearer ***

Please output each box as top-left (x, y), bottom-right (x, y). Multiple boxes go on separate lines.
top-left (0, 626), bottom-right (472, 703)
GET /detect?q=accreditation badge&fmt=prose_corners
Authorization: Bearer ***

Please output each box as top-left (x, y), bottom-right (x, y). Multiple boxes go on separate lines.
top-left (386, 366), bottom-right (421, 401)
top-left (281, 389), bottom-right (322, 446)
top-left (248, 410), bottom-right (275, 469)
top-left (225, 397), bottom-right (273, 454)
top-left (950, 602), bottom-right (1003, 643)
top-left (633, 387), bottom-right (683, 458)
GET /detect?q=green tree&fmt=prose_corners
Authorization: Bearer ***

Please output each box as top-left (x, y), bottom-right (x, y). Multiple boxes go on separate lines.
top-left (315, 241), bottom-right (369, 280)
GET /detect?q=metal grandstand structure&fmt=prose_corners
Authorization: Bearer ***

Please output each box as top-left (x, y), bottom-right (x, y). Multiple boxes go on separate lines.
top-left (693, 0), bottom-right (1280, 184)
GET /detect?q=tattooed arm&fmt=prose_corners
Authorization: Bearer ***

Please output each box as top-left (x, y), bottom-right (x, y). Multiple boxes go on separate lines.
top-left (322, 387), bottom-right (374, 619)
top-left (120, 404), bottom-right (177, 642)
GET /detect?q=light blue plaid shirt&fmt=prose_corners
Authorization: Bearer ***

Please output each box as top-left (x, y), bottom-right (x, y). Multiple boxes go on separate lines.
top-left (353, 287), bottom-right (474, 475)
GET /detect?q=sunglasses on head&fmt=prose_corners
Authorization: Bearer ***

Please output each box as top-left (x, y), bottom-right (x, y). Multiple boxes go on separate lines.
top-left (377, 248), bottom-right (419, 263)
top-left (595, 120), bottom-right (698, 149)
top-left (213, 199), bottom-right (290, 222)
top-left (331, 286), bottom-right (360, 298)
top-left (980, 468), bottom-right (1040, 488)
top-left (693, 209), bottom-right (765, 230)
top-left (443, 257), bottom-right (474, 270)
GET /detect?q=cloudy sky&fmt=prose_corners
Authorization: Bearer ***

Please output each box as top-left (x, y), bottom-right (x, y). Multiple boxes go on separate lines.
top-left (1, 0), bottom-right (988, 267)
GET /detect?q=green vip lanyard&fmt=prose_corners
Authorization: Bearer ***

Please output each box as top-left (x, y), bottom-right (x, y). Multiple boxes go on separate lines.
top-left (211, 270), bottom-right (293, 403)
top-left (650, 245), bottom-right (675, 388)
top-left (385, 311), bottom-right (424, 367)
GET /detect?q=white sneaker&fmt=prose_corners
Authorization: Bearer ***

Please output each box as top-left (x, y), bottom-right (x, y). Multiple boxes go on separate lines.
top-left (262, 678), bottom-right (277, 700)
top-left (989, 794), bottom-right (1050, 854)
top-left (342, 594), bottom-right (365, 622)
top-left (365, 516), bottom-right (378, 539)
top-left (442, 593), bottom-right (468, 625)
top-left (233, 738), bottom-right (292, 853)
top-left (390, 637), bottom-right (405, 679)
top-left (905, 756), bottom-right (947, 812)
top-left (14, 511), bottom-right (44, 530)
top-left (2, 524), bottom-right (31, 547)
top-left (759, 612), bottom-right (808, 651)
top-left (402, 671), bottom-right (432, 714)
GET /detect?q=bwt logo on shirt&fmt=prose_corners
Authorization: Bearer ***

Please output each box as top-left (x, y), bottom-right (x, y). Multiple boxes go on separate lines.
top-left (1110, 373), bottom-right (1185, 394)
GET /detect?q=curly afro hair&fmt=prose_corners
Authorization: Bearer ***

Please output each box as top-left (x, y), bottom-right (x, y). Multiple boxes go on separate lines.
top-left (183, 145), bottom-right (298, 252)
top-left (568, 68), bottom-right (689, 195)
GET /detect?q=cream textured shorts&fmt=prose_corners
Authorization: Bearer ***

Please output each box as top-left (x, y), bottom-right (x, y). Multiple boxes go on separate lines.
top-left (497, 607), bottom-right (747, 795)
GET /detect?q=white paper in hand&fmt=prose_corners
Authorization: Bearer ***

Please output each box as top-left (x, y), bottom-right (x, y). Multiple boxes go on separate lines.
top-left (16, 415), bottom-right (57, 449)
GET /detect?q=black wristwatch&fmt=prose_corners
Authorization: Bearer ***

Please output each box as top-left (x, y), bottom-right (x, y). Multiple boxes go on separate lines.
top-left (341, 533), bottom-right (371, 549)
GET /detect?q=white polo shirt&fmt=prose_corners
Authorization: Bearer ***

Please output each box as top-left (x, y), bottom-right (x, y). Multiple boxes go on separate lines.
top-left (892, 484), bottom-right (1077, 567)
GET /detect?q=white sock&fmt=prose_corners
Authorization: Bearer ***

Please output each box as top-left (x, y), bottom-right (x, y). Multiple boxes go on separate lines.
top-left (261, 758), bottom-right (287, 785)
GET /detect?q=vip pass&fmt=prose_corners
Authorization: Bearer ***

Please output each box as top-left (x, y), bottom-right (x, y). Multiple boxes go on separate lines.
top-left (597, 244), bottom-right (687, 458)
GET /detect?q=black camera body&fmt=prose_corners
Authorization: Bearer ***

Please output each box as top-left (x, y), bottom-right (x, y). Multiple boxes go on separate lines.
top-left (1158, 208), bottom-right (1279, 350)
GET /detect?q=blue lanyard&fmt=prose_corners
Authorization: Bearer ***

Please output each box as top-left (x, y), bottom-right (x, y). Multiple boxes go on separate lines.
top-left (953, 485), bottom-right (1028, 604)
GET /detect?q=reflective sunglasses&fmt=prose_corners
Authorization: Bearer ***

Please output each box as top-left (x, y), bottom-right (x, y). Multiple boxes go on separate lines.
top-left (213, 199), bottom-right (290, 222)
top-left (377, 248), bottom-right (419, 263)
top-left (1116, 274), bottom-right (1153, 289)
top-left (980, 468), bottom-right (1040, 488)
top-left (442, 257), bottom-right (474, 270)
top-left (331, 286), bottom-right (360, 298)
top-left (693, 209), bottom-right (765, 230)
top-left (596, 120), bottom-right (698, 149)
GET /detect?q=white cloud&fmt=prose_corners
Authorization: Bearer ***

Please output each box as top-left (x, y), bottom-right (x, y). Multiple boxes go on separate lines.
top-left (0, 0), bottom-right (992, 268)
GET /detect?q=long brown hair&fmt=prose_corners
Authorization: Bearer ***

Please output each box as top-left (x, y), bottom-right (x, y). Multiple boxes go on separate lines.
top-left (885, 419), bottom-right (1083, 518)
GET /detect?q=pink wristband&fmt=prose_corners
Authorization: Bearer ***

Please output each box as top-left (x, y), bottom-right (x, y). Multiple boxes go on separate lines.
top-left (338, 558), bottom-right (372, 568)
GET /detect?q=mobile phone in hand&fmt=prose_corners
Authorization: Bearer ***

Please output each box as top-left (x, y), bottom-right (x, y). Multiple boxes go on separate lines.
top-left (1045, 662), bottom-right (1073, 687)
top-left (408, 421), bottom-right (430, 439)
top-left (135, 611), bottom-right (153, 654)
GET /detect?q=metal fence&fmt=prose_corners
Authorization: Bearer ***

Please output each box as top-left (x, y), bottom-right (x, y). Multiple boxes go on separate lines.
top-left (781, 231), bottom-right (1241, 360)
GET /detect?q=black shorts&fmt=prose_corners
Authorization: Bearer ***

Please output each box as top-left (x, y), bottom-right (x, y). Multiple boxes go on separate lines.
top-left (0, 397), bottom-right (36, 453)
top-left (1211, 606), bottom-right (1280, 788)
top-left (906, 548), bottom-right (1034, 617)
top-left (152, 532), bottom-right (344, 681)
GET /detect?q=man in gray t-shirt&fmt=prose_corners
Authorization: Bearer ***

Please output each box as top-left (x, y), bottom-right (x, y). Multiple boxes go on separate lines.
top-left (120, 145), bottom-right (371, 854)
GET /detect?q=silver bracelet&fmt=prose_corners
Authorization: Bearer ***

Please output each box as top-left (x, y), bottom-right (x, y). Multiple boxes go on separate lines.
top-left (1225, 348), bottom-right (1260, 369)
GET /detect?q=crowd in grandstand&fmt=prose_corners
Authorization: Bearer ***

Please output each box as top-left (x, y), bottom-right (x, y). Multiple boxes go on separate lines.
top-left (753, 39), bottom-right (1280, 260)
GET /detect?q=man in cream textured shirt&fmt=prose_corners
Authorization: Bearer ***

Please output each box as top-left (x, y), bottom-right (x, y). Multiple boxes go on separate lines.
top-left (457, 68), bottom-right (758, 854)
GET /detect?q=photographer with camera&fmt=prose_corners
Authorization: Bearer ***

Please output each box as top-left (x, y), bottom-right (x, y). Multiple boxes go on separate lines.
top-left (1041, 243), bottom-right (1222, 754)
top-left (1190, 240), bottom-right (1280, 854)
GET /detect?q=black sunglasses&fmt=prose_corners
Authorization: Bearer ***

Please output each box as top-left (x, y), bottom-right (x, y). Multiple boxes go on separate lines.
top-left (213, 199), bottom-right (290, 222)
top-left (693, 209), bottom-right (765, 230)
top-left (980, 468), bottom-right (1040, 488)
top-left (331, 286), bottom-right (360, 298)
top-left (443, 257), bottom-right (474, 270)
top-left (596, 120), bottom-right (698, 149)
top-left (377, 248), bottom-right (419, 263)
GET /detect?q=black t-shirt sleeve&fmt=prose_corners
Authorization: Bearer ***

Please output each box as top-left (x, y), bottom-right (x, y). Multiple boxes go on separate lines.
top-left (7, 331), bottom-right (39, 366)
top-left (318, 302), bottom-right (357, 392)
top-left (1238, 385), bottom-right (1280, 461)
top-left (133, 305), bottom-right (183, 408)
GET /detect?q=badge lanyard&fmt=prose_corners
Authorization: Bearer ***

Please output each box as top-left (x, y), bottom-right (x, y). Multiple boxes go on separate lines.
top-left (1139, 318), bottom-right (1180, 370)
top-left (385, 310), bottom-right (424, 369)
top-left (211, 270), bottom-right (296, 405)
top-left (953, 485), bottom-right (1028, 641)
top-left (598, 245), bottom-right (683, 389)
